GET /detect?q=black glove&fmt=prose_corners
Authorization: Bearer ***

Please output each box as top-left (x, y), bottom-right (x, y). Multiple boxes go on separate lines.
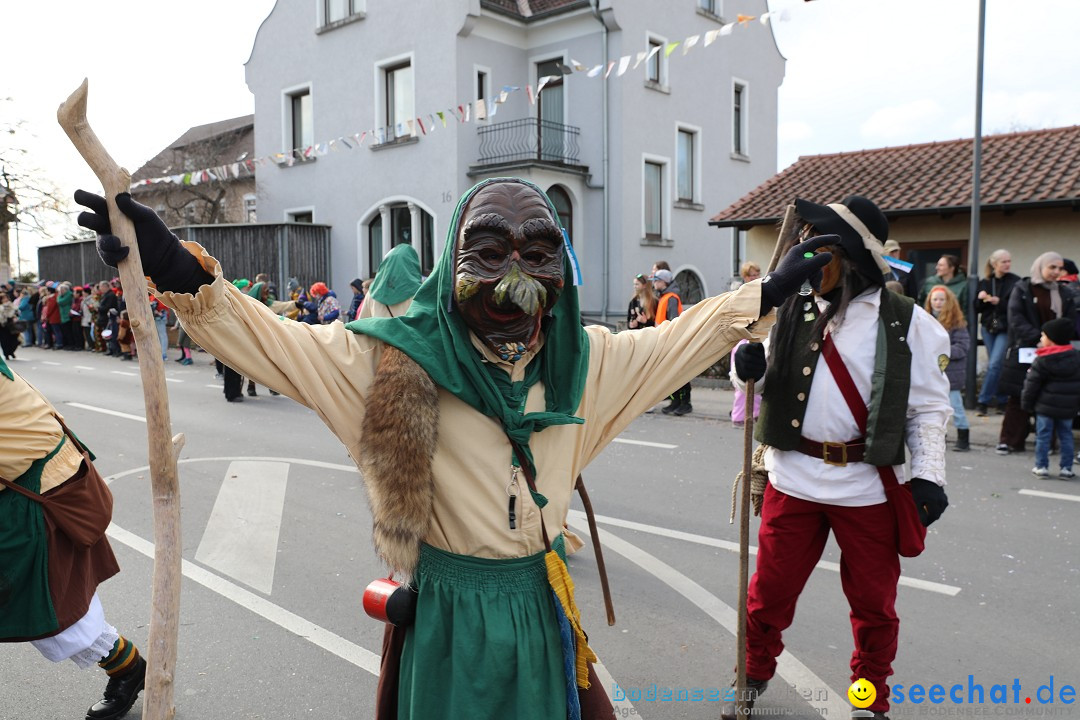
top-left (758, 234), bottom-right (837, 316)
top-left (734, 342), bottom-right (767, 382)
top-left (909, 477), bottom-right (948, 526)
top-left (75, 190), bottom-right (215, 294)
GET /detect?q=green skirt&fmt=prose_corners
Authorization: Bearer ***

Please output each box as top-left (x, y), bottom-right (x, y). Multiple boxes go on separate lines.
top-left (398, 541), bottom-right (566, 720)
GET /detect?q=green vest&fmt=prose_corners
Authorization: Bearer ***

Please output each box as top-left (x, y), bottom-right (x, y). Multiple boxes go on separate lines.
top-left (755, 289), bottom-right (915, 467)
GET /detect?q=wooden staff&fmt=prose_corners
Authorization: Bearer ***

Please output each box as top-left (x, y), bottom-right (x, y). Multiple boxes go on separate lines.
top-left (735, 204), bottom-right (797, 716)
top-left (575, 475), bottom-right (615, 626)
top-left (58, 79), bottom-right (185, 720)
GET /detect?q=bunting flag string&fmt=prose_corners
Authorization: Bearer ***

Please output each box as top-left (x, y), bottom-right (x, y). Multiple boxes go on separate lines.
top-left (129, 10), bottom-right (789, 188)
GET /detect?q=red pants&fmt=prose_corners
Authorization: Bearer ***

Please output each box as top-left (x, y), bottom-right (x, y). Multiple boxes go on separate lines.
top-left (746, 484), bottom-right (901, 713)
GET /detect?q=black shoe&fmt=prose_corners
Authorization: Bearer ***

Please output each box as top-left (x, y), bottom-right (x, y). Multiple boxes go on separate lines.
top-left (721, 678), bottom-right (768, 720)
top-left (247, 383), bottom-right (257, 397)
top-left (952, 428), bottom-right (970, 452)
top-left (269, 389), bottom-right (280, 396)
top-left (660, 400), bottom-right (679, 414)
top-left (672, 403), bottom-right (693, 416)
top-left (975, 403), bottom-right (988, 416)
top-left (227, 395), bottom-right (244, 403)
top-left (87, 656), bottom-right (146, 720)
top-left (995, 443), bottom-right (1010, 456)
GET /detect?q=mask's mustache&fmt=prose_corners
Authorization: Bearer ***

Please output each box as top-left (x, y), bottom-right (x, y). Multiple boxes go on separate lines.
top-left (493, 263), bottom-right (547, 316)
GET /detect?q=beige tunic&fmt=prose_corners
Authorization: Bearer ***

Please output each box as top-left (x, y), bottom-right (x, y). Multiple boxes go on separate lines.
top-left (157, 242), bottom-right (771, 559)
top-left (0, 371), bottom-right (83, 492)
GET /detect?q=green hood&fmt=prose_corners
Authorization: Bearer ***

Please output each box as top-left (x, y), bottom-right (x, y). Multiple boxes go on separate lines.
top-left (346, 177), bottom-right (589, 476)
top-left (369, 243), bottom-right (423, 306)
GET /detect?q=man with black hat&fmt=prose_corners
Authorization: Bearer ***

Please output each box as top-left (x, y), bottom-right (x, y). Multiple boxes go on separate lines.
top-left (74, 179), bottom-right (832, 720)
top-left (728, 195), bottom-right (952, 720)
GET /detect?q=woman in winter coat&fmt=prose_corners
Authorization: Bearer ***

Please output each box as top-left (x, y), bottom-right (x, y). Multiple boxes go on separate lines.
top-left (996, 252), bottom-right (1077, 455)
top-left (975, 249), bottom-right (1020, 414)
top-left (918, 254), bottom-right (969, 310)
top-left (17, 288), bottom-right (35, 348)
top-left (926, 285), bottom-right (971, 451)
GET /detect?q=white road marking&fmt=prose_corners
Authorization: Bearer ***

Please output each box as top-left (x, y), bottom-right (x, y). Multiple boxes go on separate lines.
top-left (42, 361), bottom-right (61, 366)
top-left (1019, 488), bottom-right (1080, 503)
top-left (568, 510), bottom-right (961, 597)
top-left (612, 438), bottom-right (678, 449)
top-left (165, 377), bottom-right (183, 383)
top-left (75, 365), bottom-right (95, 370)
top-left (196, 461), bottom-right (289, 594)
top-left (111, 370), bottom-right (138, 377)
top-left (106, 524), bottom-right (381, 675)
top-left (566, 518), bottom-right (849, 720)
top-left (206, 384), bottom-right (222, 389)
top-left (104, 456), bottom-right (358, 485)
top-left (592, 658), bottom-right (637, 716)
top-left (65, 402), bottom-right (146, 423)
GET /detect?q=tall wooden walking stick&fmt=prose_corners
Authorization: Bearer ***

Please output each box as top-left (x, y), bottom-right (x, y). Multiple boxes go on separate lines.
top-left (735, 204), bottom-right (798, 716)
top-left (59, 79), bottom-right (185, 720)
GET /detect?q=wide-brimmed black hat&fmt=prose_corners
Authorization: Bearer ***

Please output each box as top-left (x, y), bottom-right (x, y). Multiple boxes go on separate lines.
top-left (795, 195), bottom-right (890, 284)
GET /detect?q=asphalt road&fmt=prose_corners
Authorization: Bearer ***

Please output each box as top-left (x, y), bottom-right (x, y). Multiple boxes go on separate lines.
top-left (3, 346), bottom-right (1079, 720)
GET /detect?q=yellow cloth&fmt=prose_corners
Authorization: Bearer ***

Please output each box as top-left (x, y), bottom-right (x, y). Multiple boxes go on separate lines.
top-left (156, 241), bottom-right (771, 559)
top-left (546, 549), bottom-right (597, 687)
top-left (0, 371), bottom-right (81, 491)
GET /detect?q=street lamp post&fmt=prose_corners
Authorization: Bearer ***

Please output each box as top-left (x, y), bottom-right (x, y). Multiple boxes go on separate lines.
top-left (965, 0), bottom-right (986, 410)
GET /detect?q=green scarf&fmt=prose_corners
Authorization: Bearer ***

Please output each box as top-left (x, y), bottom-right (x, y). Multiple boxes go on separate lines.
top-left (346, 178), bottom-right (589, 479)
top-left (247, 282), bottom-right (272, 306)
top-left (369, 243), bottom-right (423, 306)
top-left (0, 354), bottom-right (12, 381)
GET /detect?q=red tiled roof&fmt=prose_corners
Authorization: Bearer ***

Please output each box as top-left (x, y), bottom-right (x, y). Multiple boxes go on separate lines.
top-left (710, 125), bottom-right (1080, 227)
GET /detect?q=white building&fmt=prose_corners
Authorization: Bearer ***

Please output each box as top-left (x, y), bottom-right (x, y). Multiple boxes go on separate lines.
top-left (245, 0), bottom-right (784, 320)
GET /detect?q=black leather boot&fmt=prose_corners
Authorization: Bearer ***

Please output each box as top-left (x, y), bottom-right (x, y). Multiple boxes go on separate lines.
top-left (86, 656), bottom-right (146, 720)
top-left (720, 677), bottom-right (768, 720)
top-left (952, 428), bottom-right (970, 452)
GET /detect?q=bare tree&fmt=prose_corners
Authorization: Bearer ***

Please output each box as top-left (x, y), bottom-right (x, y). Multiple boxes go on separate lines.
top-left (1, 101), bottom-right (72, 281)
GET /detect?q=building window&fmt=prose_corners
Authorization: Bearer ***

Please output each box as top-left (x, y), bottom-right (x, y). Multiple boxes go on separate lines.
top-left (733, 81), bottom-right (747, 156)
top-left (675, 269), bottom-right (704, 305)
top-left (244, 194), bottom-right (257, 223)
top-left (644, 160), bottom-right (663, 240)
top-left (287, 87), bottom-right (313, 152)
top-left (385, 62), bottom-right (414, 140)
top-left (369, 204), bottom-right (435, 276)
top-left (677, 129), bottom-right (695, 202)
top-left (646, 37), bottom-right (664, 85)
top-left (325, 0), bottom-right (358, 24)
top-left (698, 0), bottom-right (720, 15)
top-left (475, 67), bottom-right (491, 122)
top-left (646, 39), bottom-right (661, 83)
top-left (289, 211), bottom-right (313, 223)
top-left (546, 185), bottom-right (572, 247)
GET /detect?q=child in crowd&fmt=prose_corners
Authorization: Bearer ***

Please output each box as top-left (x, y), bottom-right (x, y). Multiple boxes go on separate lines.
top-left (926, 285), bottom-right (971, 451)
top-left (1021, 318), bottom-right (1080, 478)
top-left (117, 310), bottom-right (134, 361)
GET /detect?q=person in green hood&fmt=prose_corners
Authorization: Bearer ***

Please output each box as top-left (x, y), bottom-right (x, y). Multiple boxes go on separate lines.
top-left (358, 243), bottom-right (423, 319)
top-left (75, 180), bottom-right (830, 720)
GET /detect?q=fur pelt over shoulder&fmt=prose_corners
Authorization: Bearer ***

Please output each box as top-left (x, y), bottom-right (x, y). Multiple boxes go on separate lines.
top-left (359, 346), bottom-right (439, 579)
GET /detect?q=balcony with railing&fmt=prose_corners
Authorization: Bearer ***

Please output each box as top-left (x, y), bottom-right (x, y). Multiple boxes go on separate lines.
top-left (472, 118), bottom-right (586, 174)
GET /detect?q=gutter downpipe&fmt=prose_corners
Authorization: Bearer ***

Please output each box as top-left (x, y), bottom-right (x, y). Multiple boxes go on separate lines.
top-left (590, 0), bottom-right (610, 323)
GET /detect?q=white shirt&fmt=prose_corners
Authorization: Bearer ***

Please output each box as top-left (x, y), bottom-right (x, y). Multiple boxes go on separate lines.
top-left (763, 289), bottom-right (952, 506)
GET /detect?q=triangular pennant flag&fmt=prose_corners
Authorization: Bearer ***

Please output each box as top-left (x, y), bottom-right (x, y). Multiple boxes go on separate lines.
top-left (683, 35), bottom-right (699, 54)
top-left (457, 105), bottom-right (466, 121)
top-left (474, 100), bottom-right (486, 121)
top-left (357, 131), bottom-right (368, 147)
top-left (487, 98), bottom-right (498, 118)
top-left (464, 103), bottom-right (470, 122)
top-left (537, 75), bottom-right (555, 94)
top-left (328, 139), bottom-right (338, 151)
top-left (616, 55), bottom-right (631, 76)
top-left (526, 84), bottom-right (535, 105)
top-left (571, 58), bottom-right (587, 72)
top-left (497, 89), bottom-right (509, 104)
top-left (759, 12), bottom-right (771, 24)
top-left (340, 136), bottom-right (352, 149)
top-left (426, 114), bottom-right (436, 132)
top-left (664, 42), bottom-right (680, 57)
top-left (720, 22), bottom-right (735, 36)
top-left (604, 60), bottom-right (616, 79)
top-left (556, 62), bottom-right (573, 75)
top-left (417, 117), bottom-right (427, 135)
top-left (317, 143), bottom-right (329, 155)
top-left (736, 13), bottom-right (755, 25)
top-left (231, 163), bottom-right (240, 177)
top-left (587, 64), bottom-right (603, 77)
top-left (437, 111), bottom-right (447, 126)
top-left (633, 51), bottom-right (648, 69)
top-left (647, 44), bottom-right (663, 63)
top-left (704, 28), bottom-right (721, 46)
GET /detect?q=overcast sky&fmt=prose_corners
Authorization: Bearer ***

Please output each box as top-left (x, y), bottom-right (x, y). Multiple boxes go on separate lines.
top-left (4, 0), bottom-right (1078, 276)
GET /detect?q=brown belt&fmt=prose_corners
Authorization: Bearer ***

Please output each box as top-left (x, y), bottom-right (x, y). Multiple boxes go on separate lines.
top-left (796, 437), bottom-right (866, 466)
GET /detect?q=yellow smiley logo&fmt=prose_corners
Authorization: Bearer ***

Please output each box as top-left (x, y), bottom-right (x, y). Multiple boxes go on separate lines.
top-left (848, 678), bottom-right (876, 709)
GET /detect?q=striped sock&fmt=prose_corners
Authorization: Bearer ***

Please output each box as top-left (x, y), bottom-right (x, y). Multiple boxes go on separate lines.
top-left (98, 636), bottom-right (141, 676)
